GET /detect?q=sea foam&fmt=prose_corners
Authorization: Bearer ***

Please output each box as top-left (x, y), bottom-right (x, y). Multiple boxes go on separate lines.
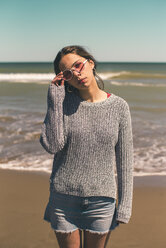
top-left (0, 73), bottom-right (54, 83)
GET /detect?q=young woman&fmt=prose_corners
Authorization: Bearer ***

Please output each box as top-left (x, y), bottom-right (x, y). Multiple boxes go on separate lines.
top-left (40, 45), bottom-right (134, 248)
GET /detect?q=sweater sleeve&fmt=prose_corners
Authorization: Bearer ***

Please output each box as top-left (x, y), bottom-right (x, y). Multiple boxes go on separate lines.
top-left (39, 84), bottom-right (65, 154)
top-left (115, 101), bottom-right (134, 223)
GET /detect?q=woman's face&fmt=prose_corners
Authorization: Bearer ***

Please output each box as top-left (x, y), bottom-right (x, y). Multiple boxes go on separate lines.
top-left (59, 53), bottom-right (95, 90)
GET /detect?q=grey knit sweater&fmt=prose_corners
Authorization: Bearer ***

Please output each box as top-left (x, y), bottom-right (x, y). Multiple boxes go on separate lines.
top-left (40, 84), bottom-right (133, 223)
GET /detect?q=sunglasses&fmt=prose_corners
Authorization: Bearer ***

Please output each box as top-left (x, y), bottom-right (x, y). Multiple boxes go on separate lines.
top-left (62, 59), bottom-right (88, 81)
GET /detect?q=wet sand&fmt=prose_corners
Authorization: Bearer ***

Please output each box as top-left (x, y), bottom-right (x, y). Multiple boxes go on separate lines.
top-left (0, 169), bottom-right (166, 248)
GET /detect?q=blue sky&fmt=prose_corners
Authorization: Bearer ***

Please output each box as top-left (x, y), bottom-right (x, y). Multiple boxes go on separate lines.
top-left (0, 0), bottom-right (166, 62)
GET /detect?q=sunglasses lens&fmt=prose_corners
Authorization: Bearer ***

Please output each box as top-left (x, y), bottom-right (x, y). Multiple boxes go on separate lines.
top-left (63, 70), bottom-right (72, 81)
top-left (74, 62), bottom-right (84, 72)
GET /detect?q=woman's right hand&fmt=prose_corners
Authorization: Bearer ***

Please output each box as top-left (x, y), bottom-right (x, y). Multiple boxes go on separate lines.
top-left (51, 72), bottom-right (65, 87)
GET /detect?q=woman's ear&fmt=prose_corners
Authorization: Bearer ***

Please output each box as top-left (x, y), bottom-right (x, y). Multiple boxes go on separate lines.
top-left (88, 59), bottom-right (95, 70)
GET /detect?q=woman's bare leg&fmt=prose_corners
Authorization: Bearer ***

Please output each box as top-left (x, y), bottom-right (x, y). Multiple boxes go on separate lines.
top-left (83, 230), bottom-right (111, 248)
top-left (55, 229), bottom-right (82, 248)
top-left (104, 231), bottom-right (111, 247)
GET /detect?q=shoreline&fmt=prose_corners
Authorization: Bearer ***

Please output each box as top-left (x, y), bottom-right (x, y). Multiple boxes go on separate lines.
top-left (1, 168), bottom-right (166, 248)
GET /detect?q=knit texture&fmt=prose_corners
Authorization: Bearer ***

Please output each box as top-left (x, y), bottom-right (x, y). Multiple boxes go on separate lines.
top-left (40, 84), bottom-right (134, 223)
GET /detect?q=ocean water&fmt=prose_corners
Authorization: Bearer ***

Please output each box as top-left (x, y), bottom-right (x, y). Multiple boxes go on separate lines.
top-left (0, 62), bottom-right (166, 176)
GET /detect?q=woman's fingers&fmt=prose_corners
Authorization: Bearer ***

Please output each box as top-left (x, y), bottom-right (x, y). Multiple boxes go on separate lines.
top-left (51, 72), bottom-right (64, 87)
top-left (60, 79), bottom-right (65, 86)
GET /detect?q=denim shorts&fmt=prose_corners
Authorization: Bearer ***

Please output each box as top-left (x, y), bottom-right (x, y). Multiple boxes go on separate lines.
top-left (43, 190), bottom-right (120, 234)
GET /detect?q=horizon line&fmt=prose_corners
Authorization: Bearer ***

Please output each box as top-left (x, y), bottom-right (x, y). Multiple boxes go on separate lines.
top-left (0, 61), bottom-right (166, 63)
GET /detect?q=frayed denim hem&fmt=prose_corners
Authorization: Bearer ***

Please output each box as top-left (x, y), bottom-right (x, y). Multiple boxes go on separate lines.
top-left (44, 217), bottom-right (120, 235)
top-left (52, 227), bottom-right (117, 235)
top-left (53, 228), bottom-right (109, 235)
top-left (53, 228), bottom-right (79, 234)
top-left (83, 229), bottom-right (110, 235)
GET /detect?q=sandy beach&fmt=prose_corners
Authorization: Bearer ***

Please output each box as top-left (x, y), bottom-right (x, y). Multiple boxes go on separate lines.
top-left (0, 169), bottom-right (166, 248)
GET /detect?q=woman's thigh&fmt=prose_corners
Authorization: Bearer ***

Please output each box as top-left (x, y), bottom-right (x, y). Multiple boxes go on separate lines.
top-left (55, 229), bottom-right (111, 248)
top-left (84, 230), bottom-right (111, 248)
top-left (55, 229), bottom-right (82, 248)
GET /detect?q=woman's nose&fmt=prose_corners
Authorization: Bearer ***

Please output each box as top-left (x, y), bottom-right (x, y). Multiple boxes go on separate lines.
top-left (73, 69), bottom-right (81, 77)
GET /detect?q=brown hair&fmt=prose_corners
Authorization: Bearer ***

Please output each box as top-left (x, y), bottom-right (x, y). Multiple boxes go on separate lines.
top-left (53, 45), bottom-right (104, 90)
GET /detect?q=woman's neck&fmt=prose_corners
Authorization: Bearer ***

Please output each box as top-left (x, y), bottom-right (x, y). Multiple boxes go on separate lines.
top-left (78, 81), bottom-right (107, 103)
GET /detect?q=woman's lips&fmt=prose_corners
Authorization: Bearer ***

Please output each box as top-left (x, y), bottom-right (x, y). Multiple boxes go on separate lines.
top-left (78, 77), bottom-right (87, 84)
